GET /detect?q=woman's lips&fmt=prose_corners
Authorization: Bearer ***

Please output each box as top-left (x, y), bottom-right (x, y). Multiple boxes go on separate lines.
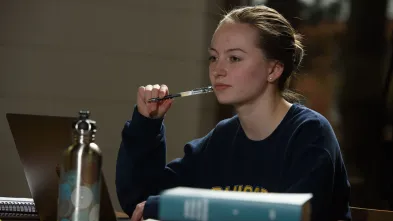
top-left (214, 84), bottom-right (231, 91)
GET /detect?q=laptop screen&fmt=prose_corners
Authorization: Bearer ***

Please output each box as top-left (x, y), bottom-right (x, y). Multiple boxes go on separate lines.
top-left (6, 113), bottom-right (118, 221)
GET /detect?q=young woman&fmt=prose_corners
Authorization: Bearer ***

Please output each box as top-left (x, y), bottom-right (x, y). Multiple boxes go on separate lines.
top-left (116, 5), bottom-right (351, 221)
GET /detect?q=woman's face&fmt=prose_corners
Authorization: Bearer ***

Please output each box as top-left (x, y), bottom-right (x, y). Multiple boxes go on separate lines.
top-left (209, 21), bottom-right (276, 106)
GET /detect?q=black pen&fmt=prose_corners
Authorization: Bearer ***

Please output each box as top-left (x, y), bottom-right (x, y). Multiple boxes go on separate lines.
top-left (148, 86), bottom-right (214, 102)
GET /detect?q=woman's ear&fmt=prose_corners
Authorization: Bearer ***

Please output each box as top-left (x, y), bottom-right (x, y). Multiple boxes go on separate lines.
top-left (267, 61), bottom-right (284, 82)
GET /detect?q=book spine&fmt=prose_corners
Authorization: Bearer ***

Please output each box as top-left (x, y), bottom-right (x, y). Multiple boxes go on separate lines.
top-left (159, 195), bottom-right (302, 221)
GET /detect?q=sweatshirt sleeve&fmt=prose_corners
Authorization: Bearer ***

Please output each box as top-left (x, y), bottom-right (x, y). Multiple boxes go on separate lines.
top-left (115, 106), bottom-right (212, 219)
top-left (282, 119), bottom-right (351, 221)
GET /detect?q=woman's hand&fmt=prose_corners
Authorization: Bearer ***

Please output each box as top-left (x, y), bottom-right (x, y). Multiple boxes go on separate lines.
top-left (130, 201), bottom-right (146, 221)
top-left (137, 84), bottom-right (173, 119)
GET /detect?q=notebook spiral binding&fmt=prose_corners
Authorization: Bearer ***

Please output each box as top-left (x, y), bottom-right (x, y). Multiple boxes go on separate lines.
top-left (0, 198), bottom-right (39, 219)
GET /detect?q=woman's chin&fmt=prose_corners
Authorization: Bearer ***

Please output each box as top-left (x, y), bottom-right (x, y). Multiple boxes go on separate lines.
top-left (216, 96), bottom-right (236, 105)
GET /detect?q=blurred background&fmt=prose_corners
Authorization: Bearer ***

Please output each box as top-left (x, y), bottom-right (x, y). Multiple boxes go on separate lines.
top-left (0, 0), bottom-right (392, 213)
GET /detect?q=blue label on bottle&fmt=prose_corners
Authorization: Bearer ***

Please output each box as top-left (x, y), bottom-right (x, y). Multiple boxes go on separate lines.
top-left (59, 183), bottom-right (71, 201)
top-left (57, 169), bottom-right (101, 221)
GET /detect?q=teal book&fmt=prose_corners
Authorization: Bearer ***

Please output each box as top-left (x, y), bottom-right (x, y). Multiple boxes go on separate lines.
top-left (159, 187), bottom-right (312, 221)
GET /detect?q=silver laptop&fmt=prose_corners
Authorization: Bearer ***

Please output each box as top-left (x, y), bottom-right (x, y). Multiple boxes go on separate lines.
top-left (6, 112), bottom-right (126, 221)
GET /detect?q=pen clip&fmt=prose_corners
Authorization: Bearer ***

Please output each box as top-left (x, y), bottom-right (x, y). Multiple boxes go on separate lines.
top-left (148, 93), bottom-right (181, 102)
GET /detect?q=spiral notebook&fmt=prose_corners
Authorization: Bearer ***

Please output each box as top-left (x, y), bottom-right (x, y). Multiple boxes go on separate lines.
top-left (0, 197), bottom-right (39, 220)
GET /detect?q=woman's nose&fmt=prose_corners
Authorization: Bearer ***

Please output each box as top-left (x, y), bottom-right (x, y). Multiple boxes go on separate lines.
top-left (212, 63), bottom-right (227, 77)
top-left (213, 69), bottom-right (227, 77)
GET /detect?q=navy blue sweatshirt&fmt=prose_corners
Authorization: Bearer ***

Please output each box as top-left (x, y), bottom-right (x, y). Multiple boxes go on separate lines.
top-left (116, 103), bottom-right (352, 221)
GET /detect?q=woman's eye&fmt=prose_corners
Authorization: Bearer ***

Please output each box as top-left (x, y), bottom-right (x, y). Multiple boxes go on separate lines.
top-left (229, 56), bottom-right (241, 62)
top-left (208, 56), bottom-right (217, 62)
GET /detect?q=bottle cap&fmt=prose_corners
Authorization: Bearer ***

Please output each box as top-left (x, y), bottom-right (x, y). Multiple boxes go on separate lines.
top-left (73, 110), bottom-right (97, 134)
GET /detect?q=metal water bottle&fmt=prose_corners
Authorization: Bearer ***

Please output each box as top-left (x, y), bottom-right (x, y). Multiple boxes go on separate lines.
top-left (57, 110), bottom-right (102, 221)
